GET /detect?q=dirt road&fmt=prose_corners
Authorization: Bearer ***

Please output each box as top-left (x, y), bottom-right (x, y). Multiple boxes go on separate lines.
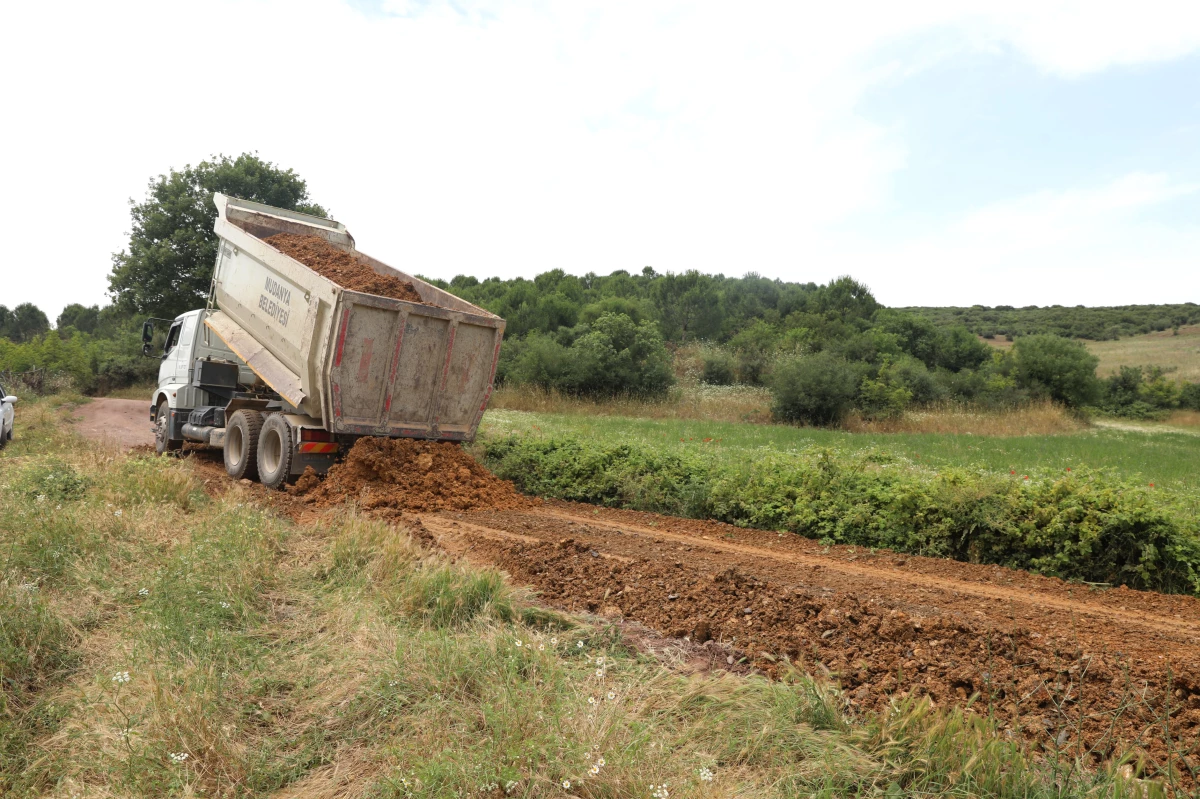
top-left (72, 398), bottom-right (153, 449)
top-left (411, 504), bottom-right (1200, 772)
top-left (69, 413), bottom-right (1200, 774)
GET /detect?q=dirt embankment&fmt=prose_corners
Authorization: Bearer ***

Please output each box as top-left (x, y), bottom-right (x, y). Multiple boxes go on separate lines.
top-left (293, 437), bottom-right (534, 514)
top-left (265, 233), bottom-right (426, 304)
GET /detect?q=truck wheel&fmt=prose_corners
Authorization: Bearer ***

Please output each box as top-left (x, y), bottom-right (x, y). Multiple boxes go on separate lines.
top-left (155, 400), bottom-right (183, 456)
top-left (257, 414), bottom-right (294, 490)
top-left (224, 410), bottom-right (264, 480)
top-left (0, 420), bottom-right (7, 450)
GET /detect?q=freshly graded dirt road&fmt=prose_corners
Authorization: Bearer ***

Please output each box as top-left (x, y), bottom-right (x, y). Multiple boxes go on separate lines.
top-left (412, 504), bottom-right (1200, 773)
top-left (70, 403), bottom-right (1200, 775)
top-left (72, 398), bottom-right (153, 449)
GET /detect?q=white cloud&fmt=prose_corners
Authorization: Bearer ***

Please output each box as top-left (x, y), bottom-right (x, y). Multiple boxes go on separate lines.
top-left (1, 0), bottom-right (1199, 320)
top-left (829, 172), bottom-right (1200, 306)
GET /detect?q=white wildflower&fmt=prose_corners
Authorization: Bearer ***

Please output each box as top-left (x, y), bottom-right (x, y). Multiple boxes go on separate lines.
top-left (220, 601), bottom-right (231, 609)
top-left (137, 588), bottom-right (149, 597)
top-left (587, 696), bottom-right (597, 706)
top-left (111, 671), bottom-right (131, 684)
top-left (514, 640), bottom-right (523, 648)
top-left (589, 765), bottom-right (600, 775)
top-left (606, 691), bottom-right (616, 701)
top-left (551, 637), bottom-right (559, 645)
top-left (576, 641), bottom-right (584, 649)
top-left (169, 752), bottom-right (189, 763)
top-left (114, 509), bottom-right (123, 517)
top-left (699, 767), bottom-right (714, 782)
top-left (597, 757), bottom-right (605, 767)
top-left (562, 779), bottom-right (571, 789)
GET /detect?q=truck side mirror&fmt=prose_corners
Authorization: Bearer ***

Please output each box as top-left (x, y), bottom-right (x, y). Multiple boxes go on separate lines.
top-left (141, 320), bottom-right (154, 358)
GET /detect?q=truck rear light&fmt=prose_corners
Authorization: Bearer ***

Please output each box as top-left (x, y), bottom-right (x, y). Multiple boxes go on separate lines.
top-left (300, 428), bottom-right (334, 442)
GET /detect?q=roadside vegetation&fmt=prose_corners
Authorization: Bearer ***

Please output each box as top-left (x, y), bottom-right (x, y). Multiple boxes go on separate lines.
top-left (1, 397), bottom-right (1178, 799)
top-left (478, 410), bottom-right (1200, 596)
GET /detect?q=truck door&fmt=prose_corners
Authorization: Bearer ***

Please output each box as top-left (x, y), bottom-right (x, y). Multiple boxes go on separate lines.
top-left (159, 321), bottom-right (183, 387)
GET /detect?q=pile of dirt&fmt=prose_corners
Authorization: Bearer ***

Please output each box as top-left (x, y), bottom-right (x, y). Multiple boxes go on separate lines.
top-left (265, 233), bottom-right (426, 304)
top-left (295, 437), bottom-right (534, 514)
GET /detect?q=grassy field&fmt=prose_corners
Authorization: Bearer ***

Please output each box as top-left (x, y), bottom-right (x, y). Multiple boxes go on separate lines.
top-left (3, 398), bottom-right (1163, 798)
top-left (984, 324), bottom-right (1200, 381)
top-left (481, 408), bottom-right (1200, 492)
top-left (1088, 324), bottom-right (1200, 381)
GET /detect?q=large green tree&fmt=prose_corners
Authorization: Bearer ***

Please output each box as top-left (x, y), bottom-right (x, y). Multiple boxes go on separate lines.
top-left (0, 303), bottom-right (50, 343)
top-left (108, 153), bottom-right (327, 319)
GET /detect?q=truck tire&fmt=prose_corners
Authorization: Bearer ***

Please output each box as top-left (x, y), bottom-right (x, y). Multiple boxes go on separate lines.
top-left (224, 410), bottom-right (264, 481)
top-left (155, 400), bottom-right (183, 456)
top-left (0, 420), bottom-right (7, 450)
top-left (257, 414), bottom-right (294, 490)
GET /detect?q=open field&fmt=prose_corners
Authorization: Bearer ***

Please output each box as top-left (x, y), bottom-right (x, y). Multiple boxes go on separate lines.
top-left (1089, 324), bottom-right (1200, 381)
top-left (5, 399), bottom-right (1190, 796)
top-left (983, 324), bottom-right (1200, 381)
top-left (481, 408), bottom-right (1200, 492)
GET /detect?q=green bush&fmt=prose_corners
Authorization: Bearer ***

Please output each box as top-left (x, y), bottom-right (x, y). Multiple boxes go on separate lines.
top-left (1180, 382), bottom-right (1200, 411)
top-left (700, 349), bottom-right (736, 385)
top-left (1012, 335), bottom-right (1100, 407)
top-left (770, 353), bottom-right (860, 426)
top-left (506, 313), bottom-right (673, 398)
top-left (483, 434), bottom-right (1200, 595)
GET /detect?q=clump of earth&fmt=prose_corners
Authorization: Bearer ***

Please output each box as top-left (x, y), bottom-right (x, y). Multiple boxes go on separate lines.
top-left (292, 437), bottom-right (533, 513)
top-left (265, 233), bottom-right (427, 304)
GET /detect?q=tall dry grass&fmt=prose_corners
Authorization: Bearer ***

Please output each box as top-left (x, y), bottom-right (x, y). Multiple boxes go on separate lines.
top-left (842, 400), bottom-right (1084, 436)
top-left (1164, 410), bottom-right (1200, 429)
top-left (489, 383), bottom-right (774, 423)
top-left (491, 386), bottom-right (1085, 437)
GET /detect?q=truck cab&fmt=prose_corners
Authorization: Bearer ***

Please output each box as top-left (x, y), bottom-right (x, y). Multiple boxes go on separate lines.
top-left (145, 308), bottom-right (340, 487)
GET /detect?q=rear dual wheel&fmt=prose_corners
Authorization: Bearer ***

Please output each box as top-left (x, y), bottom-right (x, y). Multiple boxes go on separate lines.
top-left (224, 410), bottom-right (263, 480)
top-left (256, 414), bottom-right (295, 490)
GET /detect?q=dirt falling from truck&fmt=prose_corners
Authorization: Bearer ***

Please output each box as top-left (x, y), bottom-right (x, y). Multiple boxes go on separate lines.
top-left (265, 233), bottom-right (427, 304)
top-left (294, 437), bottom-right (533, 514)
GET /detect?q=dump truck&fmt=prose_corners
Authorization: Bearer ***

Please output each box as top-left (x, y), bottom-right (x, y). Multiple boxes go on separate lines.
top-left (144, 193), bottom-right (505, 488)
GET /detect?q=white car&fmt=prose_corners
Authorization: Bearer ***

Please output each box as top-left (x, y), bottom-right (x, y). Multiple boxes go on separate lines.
top-left (0, 381), bottom-right (15, 448)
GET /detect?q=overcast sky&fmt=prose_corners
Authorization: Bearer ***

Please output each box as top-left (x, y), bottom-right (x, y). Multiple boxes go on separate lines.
top-left (3, 0), bottom-right (1199, 321)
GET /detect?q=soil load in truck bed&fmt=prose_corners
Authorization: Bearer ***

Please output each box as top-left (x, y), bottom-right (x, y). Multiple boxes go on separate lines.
top-left (295, 437), bottom-right (533, 513)
top-left (265, 233), bottom-right (426, 303)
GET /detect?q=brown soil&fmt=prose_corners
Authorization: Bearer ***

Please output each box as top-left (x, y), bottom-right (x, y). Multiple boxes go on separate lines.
top-left (414, 503), bottom-right (1200, 779)
top-left (294, 437), bottom-right (534, 514)
top-left (71, 398), bottom-right (154, 449)
top-left (265, 233), bottom-right (426, 304)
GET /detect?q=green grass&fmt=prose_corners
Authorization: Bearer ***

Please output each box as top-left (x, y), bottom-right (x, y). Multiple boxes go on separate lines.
top-left (0, 397), bottom-right (1183, 797)
top-left (481, 409), bottom-right (1200, 492)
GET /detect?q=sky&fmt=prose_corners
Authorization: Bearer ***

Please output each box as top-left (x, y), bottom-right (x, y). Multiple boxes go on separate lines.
top-left (2, 0), bottom-right (1199, 322)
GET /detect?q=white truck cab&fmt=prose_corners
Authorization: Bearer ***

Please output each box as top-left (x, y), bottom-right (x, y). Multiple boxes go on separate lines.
top-left (147, 308), bottom-right (256, 452)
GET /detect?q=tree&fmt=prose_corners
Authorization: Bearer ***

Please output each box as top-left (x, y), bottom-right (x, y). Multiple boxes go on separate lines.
top-left (57, 303), bottom-right (100, 334)
top-left (0, 303), bottom-right (50, 343)
top-left (108, 153), bottom-right (327, 319)
top-left (649, 271), bottom-right (722, 342)
top-left (1012, 335), bottom-right (1100, 407)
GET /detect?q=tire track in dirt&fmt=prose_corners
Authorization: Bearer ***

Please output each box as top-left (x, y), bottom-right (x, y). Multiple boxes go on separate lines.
top-left (413, 503), bottom-right (1200, 779)
top-left (526, 507), bottom-right (1200, 640)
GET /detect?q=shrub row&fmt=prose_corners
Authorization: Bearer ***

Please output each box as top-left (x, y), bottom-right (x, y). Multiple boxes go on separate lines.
top-left (481, 435), bottom-right (1200, 596)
